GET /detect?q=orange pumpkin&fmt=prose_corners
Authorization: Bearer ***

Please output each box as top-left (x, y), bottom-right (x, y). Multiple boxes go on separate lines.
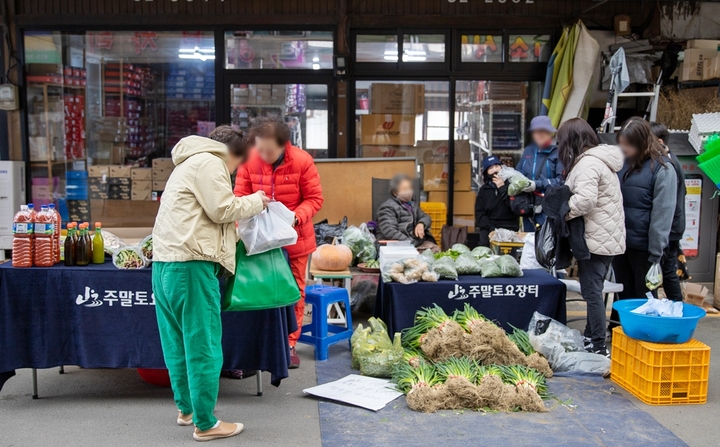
top-left (313, 240), bottom-right (353, 271)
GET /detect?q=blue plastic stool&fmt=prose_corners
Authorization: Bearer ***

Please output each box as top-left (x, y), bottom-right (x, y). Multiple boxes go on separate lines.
top-left (298, 284), bottom-right (353, 361)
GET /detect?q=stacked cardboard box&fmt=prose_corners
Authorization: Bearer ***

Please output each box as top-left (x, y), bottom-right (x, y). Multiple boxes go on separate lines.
top-left (152, 158), bottom-right (174, 201)
top-left (89, 165), bottom-right (110, 199)
top-left (680, 41), bottom-right (720, 82)
top-left (131, 168), bottom-right (153, 201)
top-left (108, 165), bottom-right (132, 200)
top-left (360, 83), bottom-right (425, 148)
top-left (420, 140), bottom-right (474, 227)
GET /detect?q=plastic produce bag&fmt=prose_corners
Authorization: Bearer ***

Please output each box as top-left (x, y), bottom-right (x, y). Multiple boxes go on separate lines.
top-left (352, 318), bottom-right (403, 378)
top-left (631, 295), bottom-right (683, 317)
top-left (451, 243), bottom-right (470, 254)
top-left (480, 259), bottom-right (502, 278)
top-left (455, 252), bottom-right (481, 275)
top-left (645, 263), bottom-right (663, 290)
top-left (238, 201), bottom-right (298, 255)
top-left (140, 235), bottom-right (153, 263)
top-left (421, 270), bottom-right (439, 282)
top-left (470, 246), bottom-right (492, 260)
top-left (497, 166), bottom-right (523, 182)
top-left (102, 231), bottom-right (125, 255)
top-left (534, 221), bottom-right (556, 268)
top-left (314, 217), bottom-right (348, 246)
top-left (433, 256), bottom-right (458, 280)
top-left (497, 255), bottom-right (523, 277)
top-left (508, 175), bottom-right (532, 196)
top-left (112, 246), bottom-right (148, 269)
top-left (527, 312), bottom-right (610, 374)
top-left (419, 249), bottom-right (435, 267)
top-left (490, 228), bottom-right (520, 243)
top-left (343, 224), bottom-right (377, 264)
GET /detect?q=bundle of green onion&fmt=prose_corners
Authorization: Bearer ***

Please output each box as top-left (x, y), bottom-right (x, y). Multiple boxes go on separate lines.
top-left (475, 364), bottom-right (504, 384)
top-left (502, 365), bottom-right (548, 398)
top-left (507, 324), bottom-right (535, 356)
top-left (402, 304), bottom-right (455, 350)
top-left (454, 303), bottom-right (489, 332)
top-left (393, 359), bottom-right (439, 394)
top-left (436, 356), bottom-right (477, 383)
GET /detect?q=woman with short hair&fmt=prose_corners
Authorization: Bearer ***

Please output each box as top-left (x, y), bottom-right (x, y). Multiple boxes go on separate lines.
top-left (234, 115), bottom-right (324, 369)
top-left (152, 125), bottom-right (269, 442)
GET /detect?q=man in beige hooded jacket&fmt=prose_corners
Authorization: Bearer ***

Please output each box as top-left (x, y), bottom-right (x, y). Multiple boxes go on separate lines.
top-left (152, 132), bottom-right (268, 442)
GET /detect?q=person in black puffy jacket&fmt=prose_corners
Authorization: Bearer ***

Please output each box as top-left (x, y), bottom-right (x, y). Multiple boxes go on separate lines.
top-left (475, 156), bottom-right (519, 247)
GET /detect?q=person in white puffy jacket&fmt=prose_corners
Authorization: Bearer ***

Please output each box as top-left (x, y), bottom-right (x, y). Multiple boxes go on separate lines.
top-left (558, 118), bottom-right (626, 357)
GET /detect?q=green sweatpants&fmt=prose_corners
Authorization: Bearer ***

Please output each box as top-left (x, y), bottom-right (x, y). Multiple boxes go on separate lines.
top-left (152, 261), bottom-right (223, 431)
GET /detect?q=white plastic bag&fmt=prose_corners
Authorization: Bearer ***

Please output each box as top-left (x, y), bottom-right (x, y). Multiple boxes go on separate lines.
top-left (527, 312), bottom-right (610, 375)
top-left (237, 201), bottom-right (298, 255)
top-left (645, 263), bottom-right (663, 290)
top-left (631, 294), bottom-right (683, 317)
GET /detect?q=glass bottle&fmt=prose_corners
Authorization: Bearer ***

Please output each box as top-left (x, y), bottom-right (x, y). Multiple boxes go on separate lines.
top-left (92, 222), bottom-right (105, 264)
top-left (75, 225), bottom-right (89, 266)
top-left (64, 223), bottom-right (76, 266)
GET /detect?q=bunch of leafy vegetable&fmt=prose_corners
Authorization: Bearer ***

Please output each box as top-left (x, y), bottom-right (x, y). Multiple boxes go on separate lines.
top-left (342, 224), bottom-right (376, 264)
top-left (140, 235), bottom-right (153, 261)
top-left (434, 249), bottom-right (462, 261)
top-left (508, 175), bottom-right (532, 196)
top-left (112, 247), bottom-right (147, 269)
top-left (470, 246), bottom-right (492, 260)
top-left (433, 256), bottom-right (458, 280)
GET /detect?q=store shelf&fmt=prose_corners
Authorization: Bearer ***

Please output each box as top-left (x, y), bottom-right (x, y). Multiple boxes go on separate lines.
top-left (28, 82), bottom-right (86, 90)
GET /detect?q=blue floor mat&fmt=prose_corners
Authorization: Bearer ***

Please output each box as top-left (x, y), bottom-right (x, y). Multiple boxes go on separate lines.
top-left (314, 344), bottom-right (687, 447)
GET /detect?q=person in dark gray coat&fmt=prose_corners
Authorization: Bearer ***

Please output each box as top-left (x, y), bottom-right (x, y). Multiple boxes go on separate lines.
top-left (376, 173), bottom-right (436, 248)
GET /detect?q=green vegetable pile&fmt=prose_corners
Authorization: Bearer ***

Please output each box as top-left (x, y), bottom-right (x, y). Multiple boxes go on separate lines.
top-left (434, 249), bottom-right (463, 261)
top-left (470, 246), bottom-right (492, 260)
top-left (392, 304), bottom-right (552, 413)
top-left (364, 260), bottom-right (380, 269)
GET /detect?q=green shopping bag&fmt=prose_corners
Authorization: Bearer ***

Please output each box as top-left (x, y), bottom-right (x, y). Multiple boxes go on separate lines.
top-left (222, 240), bottom-right (301, 311)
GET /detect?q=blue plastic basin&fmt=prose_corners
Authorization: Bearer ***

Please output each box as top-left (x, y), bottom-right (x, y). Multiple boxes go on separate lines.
top-left (613, 299), bottom-right (706, 344)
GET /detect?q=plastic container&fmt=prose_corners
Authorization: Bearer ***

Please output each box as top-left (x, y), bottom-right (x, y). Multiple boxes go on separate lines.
top-left (612, 299), bottom-right (706, 344)
top-left (611, 327), bottom-right (709, 405)
top-left (34, 205), bottom-right (55, 267)
top-left (11, 205), bottom-right (34, 268)
top-left (48, 203), bottom-right (62, 264)
top-left (419, 202), bottom-right (447, 244)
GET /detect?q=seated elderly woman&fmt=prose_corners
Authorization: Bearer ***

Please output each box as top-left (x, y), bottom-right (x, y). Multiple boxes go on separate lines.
top-left (375, 173), bottom-right (439, 251)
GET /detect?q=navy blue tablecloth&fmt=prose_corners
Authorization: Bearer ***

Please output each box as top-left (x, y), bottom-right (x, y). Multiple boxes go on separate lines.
top-left (0, 262), bottom-right (295, 386)
top-left (374, 269), bottom-right (567, 334)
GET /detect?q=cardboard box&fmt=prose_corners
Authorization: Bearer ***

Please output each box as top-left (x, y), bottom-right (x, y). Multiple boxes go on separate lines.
top-left (29, 137), bottom-right (52, 161)
top-left (132, 189), bottom-right (152, 201)
top-left (687, 39), bottom-right (720, 50)
top-left (360, 145), bottom-right (414, 158)
top-left (453, 214), bottom-right (475, 231)
top-left (109, 165), bottom-right (132, 178)
top-left (152, 167), bottom-right (173, 181)
top-left (108, 177), bottom-right (130, 186)
top-left (152, 158), bottom-right (174, 170)
top-left (108, 184), bottom-right (131, 200)
top-left (427, 191), bottom-right (476, 215)
top-left (131, 167), bottom-right (153, 181)
top-left (88, 165), bottom-right (110, 178)
top-left (68, 199), bottom-right (91, 222)
top-left (32, 185), bottom-right (51, 200)
top-left (414, 140), bottom-right (472, 164)
top-left (370, 83), bottom-right (425, 115)
top-left (703, 56), bottom-right (720, 81)
top-left (683, 283), bottom-right (708, 307)
top-left (360, 114), bottom-right (416, 146)
top-left (88, 178), bottom-right (109, 199)
top-left (423, 163), bottom-right (472, 192)
top-left (681, 48), bottom-right (719, 82)
top-left (152, 180), bottom-right (167, 191)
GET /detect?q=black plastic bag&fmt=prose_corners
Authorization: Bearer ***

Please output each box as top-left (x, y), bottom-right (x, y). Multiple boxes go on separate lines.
top-left (535, 220), bottom-right (556, 268)
top-left (314, 217), bottom-right (348, 246)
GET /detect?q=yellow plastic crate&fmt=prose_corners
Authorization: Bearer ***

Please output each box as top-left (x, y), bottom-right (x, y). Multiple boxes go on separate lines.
top-left (420, 202), bottom-right (447, 244)
top-left (611, 327), bottom-right (710, 405)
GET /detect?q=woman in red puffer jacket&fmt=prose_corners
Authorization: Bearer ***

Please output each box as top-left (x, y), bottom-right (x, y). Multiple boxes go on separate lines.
top-left (234, 116), bottom-right (323, 369)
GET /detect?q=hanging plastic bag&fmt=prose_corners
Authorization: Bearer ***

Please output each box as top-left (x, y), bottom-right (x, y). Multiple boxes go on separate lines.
top-left (645, 263), bottom-right (663, 290)
top-left (534, 221), bottom-right (556, 268)
top-left (237, 201), bottom-right (298, 255)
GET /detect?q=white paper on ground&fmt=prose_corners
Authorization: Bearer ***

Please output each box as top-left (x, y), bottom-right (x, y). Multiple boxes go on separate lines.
top-left (303, 374), bottom-right (403, 411)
